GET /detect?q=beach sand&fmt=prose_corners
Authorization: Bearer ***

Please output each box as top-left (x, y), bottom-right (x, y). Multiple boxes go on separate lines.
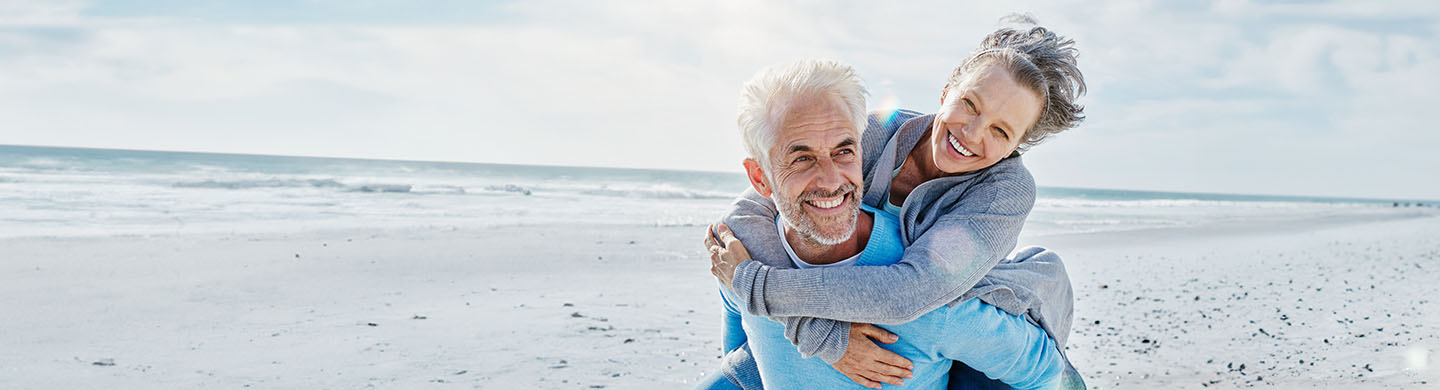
top-left (2, 211), bottom-right (1438, 389)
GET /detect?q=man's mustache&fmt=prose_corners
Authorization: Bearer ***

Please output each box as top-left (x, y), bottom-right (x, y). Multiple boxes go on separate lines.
top-left (796, 183), bottom-right (858, 202)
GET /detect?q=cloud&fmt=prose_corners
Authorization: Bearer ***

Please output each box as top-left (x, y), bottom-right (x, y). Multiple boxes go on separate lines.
top-left (0, 0), bottom-right (1437, 199)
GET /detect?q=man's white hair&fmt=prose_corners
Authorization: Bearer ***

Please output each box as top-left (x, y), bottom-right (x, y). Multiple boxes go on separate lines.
top-left (737, 59), bottom-right (869, 168)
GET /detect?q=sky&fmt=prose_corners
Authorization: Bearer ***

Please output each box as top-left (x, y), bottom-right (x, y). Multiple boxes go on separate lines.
top-left (1, 0), bottom-right (1438, 200)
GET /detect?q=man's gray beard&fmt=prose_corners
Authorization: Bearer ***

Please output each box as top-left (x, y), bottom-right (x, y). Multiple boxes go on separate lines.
top-left (775, 191), bottom-right (860, 246)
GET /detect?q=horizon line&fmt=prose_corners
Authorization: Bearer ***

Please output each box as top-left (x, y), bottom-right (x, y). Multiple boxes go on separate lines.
top-left (3, 143), bottom-right (1436, 203)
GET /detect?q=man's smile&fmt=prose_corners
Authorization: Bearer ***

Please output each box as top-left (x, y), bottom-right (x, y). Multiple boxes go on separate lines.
top-left (803, 191), bottom-right (853, 213)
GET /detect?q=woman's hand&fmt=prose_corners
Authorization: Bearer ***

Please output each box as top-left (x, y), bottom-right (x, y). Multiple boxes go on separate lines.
top-left (704, 223), bottom-right (751, 292)
top-left (832, 323), bottom-right (914, 388)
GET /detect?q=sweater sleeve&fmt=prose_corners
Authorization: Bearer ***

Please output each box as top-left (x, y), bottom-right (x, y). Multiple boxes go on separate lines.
top-left (935, 299), bottom-right (1065, 390)
top-left (729, 166), bottom-right (1034, 324)
top-left (716, 189), bottom-right (855, 363)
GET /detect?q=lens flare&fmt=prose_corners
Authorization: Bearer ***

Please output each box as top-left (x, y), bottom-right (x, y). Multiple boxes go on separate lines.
top-left (875, 94), bottom-right (902, 124)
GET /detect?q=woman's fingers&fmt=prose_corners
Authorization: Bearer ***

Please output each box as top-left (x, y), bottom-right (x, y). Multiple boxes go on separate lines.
top-left (859, 342), bottom-right (912, 380)
top-left (858, 324), bottom-right (899, 344)
top-left (703, 224), bottom-right (719, 249)
top-left (716, 223), bottom-right (741, 248)
top-left (862, 367), bottom-right (905, 386)
top-left (875, 348), bottom-right (914, 373)
top-left (855, 324), bottom-right (913, 379)
top-left (712, 224), bottom-right (751, 263)
top-left (844, 373), bottom-right (883, 389)
top-left (870, 359), bottom-right (913, 381)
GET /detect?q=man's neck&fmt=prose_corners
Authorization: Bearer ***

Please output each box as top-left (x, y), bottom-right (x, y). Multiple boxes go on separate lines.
top-left (783, 211), bottom-right (874, 265)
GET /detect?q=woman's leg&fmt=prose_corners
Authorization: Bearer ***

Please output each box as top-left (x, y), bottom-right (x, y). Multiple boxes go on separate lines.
top-left (696, 343), bottom-right (763, 390)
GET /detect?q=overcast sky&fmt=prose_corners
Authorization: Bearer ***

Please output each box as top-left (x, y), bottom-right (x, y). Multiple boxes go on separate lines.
top-left (2, 0), bottom-right (1438, 200)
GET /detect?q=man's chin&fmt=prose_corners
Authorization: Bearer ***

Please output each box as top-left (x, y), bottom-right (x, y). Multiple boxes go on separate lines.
top-left (805, 219), bottom-right (857, 245)
top-left (805, 228), bottom-right (854, 246)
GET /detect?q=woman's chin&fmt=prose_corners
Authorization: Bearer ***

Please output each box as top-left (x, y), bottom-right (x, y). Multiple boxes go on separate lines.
top-left (932, 151), bottom-right (977, 174)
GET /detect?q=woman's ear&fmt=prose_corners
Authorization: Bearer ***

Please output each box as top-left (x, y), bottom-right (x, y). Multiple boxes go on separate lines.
top-left (742, 158), bottom-right (773, 198)
top-left (939, 84), bottom-right (949, 105)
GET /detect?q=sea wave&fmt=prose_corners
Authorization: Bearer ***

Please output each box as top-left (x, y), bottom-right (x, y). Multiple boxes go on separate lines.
top-left (173, 178), bottom-right (348, 190)
top-left (1034, 198), bottom-right (1352, 209)
top-left (483, 184), bottom-right (532, 196)
top-left (166, 177), bottom-right (741, 200)
top-left (574, 183), bottom-right (735, 200)
top-left (414, 184), bottom-right (467, 195)
top-left (15, 157), bottom-right (76, 171)
top-left (172, 178), bottom-right (427, 194)
top-left (347, 184), bottom-right (412, 193)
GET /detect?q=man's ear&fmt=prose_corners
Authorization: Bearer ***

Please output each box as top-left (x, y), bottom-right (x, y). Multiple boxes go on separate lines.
top-left (742, 158), bottom-right (773, 198)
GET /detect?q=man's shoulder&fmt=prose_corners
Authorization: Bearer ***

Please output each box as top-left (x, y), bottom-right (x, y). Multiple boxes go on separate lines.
top-left (717, 189), bottom-right (792, 268)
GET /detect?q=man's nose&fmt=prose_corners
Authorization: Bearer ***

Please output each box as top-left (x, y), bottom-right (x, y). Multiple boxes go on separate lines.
top-left (813, 157), bottom-right (846, 190)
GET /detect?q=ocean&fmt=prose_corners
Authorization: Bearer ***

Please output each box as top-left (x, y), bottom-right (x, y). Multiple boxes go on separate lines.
top-left (0, 144), bottom-right (1425, 239)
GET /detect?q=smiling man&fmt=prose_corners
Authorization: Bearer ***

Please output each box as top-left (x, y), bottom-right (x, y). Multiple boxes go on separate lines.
top-left (697, 59), bottom-right (1068, 390)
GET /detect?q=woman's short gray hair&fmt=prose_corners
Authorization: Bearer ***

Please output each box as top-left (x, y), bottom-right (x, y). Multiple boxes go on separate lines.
top-left (947, 15), bottom-right (1086, 152)
top-left (737, 59), bottom-right (869, 167)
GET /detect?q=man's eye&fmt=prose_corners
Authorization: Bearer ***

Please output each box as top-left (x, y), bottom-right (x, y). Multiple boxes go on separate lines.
top-left (794, 156), bottom-right (813, 163)
top-left (836, 149), bottom-right (853, 155)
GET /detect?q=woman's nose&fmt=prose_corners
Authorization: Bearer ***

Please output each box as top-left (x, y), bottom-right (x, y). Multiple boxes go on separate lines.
top-left (961, 121), bottom-right (985, 145)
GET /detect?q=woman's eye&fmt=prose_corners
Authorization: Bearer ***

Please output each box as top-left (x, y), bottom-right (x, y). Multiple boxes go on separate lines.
top-left (992, 127), bottom-right (1009, 140)
top-left (963, 98), bottom-right (977, 114)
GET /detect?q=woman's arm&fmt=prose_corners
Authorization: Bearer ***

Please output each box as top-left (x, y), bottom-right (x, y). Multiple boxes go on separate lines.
top-left (727, 164), bottom-right (1036, 324)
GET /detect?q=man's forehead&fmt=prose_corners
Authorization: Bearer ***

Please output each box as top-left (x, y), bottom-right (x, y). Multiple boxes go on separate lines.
top-left (773, 100), bottom-right (857, 152)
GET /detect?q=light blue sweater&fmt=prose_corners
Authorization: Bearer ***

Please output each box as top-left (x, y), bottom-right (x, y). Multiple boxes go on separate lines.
top-left (717, 205), bottom-right (1063, 389)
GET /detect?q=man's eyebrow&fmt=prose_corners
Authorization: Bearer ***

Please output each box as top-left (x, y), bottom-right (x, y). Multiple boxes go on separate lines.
top-left (835, 138), bottom-right (856, 148)
top-left (787, 144), bottom-right (812, 154)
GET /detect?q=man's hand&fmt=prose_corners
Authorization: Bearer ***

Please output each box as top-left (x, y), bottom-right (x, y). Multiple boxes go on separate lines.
top-left (832, 323), bottom-right (914, 388)
top-left (704, 223), bottom-right (750, 291)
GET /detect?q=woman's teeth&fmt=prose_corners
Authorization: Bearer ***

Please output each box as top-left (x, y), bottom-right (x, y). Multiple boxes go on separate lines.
top-left (948, 134), bottom-right (976, 157)
top-left (807, 196), bottom-right (844, 209)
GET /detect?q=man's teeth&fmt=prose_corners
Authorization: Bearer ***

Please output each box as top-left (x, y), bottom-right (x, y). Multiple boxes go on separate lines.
top-left (949, 134), bottom-right (975, 157)
top-left (807, 196), bottom-right (844, 209)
